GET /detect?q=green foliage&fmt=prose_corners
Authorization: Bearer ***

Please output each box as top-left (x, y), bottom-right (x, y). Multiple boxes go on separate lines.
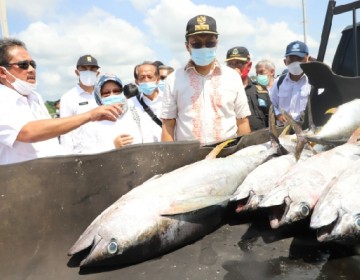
top-left (45, 101), bottom-right (57, 118)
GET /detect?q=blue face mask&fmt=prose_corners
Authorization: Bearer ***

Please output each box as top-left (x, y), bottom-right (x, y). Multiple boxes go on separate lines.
top-left (138, 81), bottom-right (158, 96)
top-left (256, 74), bottom-right (269, 87)
top-left (101, 94), bottom-right (128, 114)
top-left (157, 80), bottom-right (165, 92)
top-left (190, 47), bottom-right (217, 66)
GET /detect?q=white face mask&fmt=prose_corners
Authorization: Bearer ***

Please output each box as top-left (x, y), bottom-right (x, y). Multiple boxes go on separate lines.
top-left (287, 61), bottom-right (303, 76)
top-left (79, 70), bottom-right (97, 86)
top-left (2, 67), bottom-right (37, 96)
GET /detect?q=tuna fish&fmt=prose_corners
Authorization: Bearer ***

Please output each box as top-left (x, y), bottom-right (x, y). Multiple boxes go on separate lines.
top-left (310, 159), bottom-right (360, 242)
top-left (231, 151), bottom-right (311, 213)
top-left (68, 141), bottom-right (279, 267)
top-left (258, 137), bottom-right (360, 229)
top-left (305, 98), bottom-right (360, 145)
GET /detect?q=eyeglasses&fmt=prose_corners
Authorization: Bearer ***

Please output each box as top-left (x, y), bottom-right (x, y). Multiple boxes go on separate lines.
top-left (5, 60), bottom-right (37, 70)
top-left (189, 41), bottom-right (217, 49)
top-left (101, 88), bottom-right (122, 97)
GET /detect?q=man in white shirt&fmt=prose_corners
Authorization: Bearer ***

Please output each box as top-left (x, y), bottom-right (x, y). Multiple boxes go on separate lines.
top-left (60, 55), bottom-right (101, 153)
top-left (0, 39), bottom-right (122, 165)
top-left (161, 15), bottom-right (251, 144)
top-left (269, 40), bottom-right (312, 124)
top-left (132, 61), bottom-right (163, 143)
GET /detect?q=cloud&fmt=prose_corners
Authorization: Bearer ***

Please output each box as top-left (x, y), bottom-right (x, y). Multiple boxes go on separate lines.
top-left (7, 0), bottom-right (316, 101)
top-left (7, 0), bottom-right (61, 20)
top-left (15, 7), bottom-right (155, 101)
top-left (265, 0), bottom-right (301, 8)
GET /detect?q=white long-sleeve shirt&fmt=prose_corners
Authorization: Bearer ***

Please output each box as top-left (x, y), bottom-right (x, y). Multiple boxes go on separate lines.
top-left (269, 73), bottom-right (311, 121)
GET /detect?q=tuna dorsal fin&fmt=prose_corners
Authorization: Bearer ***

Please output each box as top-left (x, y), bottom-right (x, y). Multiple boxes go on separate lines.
top-left (160, 195), bottom-right (231, 215)
top-left (205, 139), bottom-right (236, 160)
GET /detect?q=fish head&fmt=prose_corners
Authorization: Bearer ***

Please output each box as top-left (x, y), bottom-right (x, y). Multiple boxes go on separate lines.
top-left (78, 235), bottom-right (125, 267)
top-left (266, 197), bottom-right (311, 229)
top-left (283, 201), bottom-right (312, 224)
top-left (317, 213), bottom-right (360, 242)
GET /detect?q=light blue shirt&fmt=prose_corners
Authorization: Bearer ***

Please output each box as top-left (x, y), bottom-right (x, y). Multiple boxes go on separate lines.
top-left (269, 73), bottom-right (311, 121)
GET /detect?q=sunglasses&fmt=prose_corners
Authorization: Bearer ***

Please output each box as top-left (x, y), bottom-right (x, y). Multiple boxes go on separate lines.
top-left (5, 60), bottom-right (37, 70)
top-left (189, 41), bottom-right (217, 49)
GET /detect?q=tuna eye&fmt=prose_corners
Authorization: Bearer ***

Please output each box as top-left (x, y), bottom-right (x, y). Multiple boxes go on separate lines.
top-left (355, 215), bottom-right (360, 230)
top-left (299, 203), bottom-right (310, 217)
top-left (107, 239), bottom-right (118, 255)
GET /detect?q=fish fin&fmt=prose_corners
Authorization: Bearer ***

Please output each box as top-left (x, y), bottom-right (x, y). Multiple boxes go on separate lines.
top-left (282, 110), bottom-right (307, 160)
top-left (269, 132), bottom-right (289, 155)
top-left (205, 139), bottom-right (236, 160)
top-left (325, 107), bottom-right (337, 115)
top-left (160, 195), bottom-right (231, 215)
top-left (347, 127), bottom-right (360, 144)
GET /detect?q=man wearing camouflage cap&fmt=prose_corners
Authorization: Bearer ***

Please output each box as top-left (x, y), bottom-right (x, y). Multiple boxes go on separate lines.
top-left (161, 15), bottom-right (251, 144)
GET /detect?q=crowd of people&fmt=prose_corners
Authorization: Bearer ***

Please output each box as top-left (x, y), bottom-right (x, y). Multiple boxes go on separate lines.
top-left (0, 14), bottom-right (312, 165)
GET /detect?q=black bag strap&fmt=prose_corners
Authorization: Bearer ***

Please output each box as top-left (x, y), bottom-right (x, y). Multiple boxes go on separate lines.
top-left (136, 95), bottom-right (162, 127)
top-left (276, 74), bottom-right (286, 90)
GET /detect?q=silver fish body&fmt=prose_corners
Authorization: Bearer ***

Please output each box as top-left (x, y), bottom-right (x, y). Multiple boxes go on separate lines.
top-left (259, 142), bottom-right (360, 229)
top-left (310, 159), bottom-right (360, 242)
top-left (68, 144), bottom-right (275, 267)
top-left (231, 154), bottom-right (297, 212)
top-left (306, 99), bottom-right (360, 145)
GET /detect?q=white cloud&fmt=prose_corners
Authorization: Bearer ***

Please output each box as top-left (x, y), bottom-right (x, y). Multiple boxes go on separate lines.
top-left (7, 0), bottom-right (320, 101)
top-left (7, 0), bottom-right (61, 20)
top-left (15, 7), bottom-right (155, 101)
top-left (265, 0), bottom-right (301, 8)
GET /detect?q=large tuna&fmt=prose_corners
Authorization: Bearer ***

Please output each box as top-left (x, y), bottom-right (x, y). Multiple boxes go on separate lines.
top-left (305, 98), bottom-right (360, 145)
top-left (310, 159), bottom-right (360, 242)
top-left (258, 136), bottom-right (360, 229)
top-left (68, 141), bottom-right (279, 267)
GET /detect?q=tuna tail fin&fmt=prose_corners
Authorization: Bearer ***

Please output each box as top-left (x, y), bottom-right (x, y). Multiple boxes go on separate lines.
top-left (269, 132), bottom-right (289, 156)
top-left (160, 195), bottom-right (231, 215)
top-left (205, 139), bottom-right (236, 160)
top-left (268, 104), bottom-right (289, 156)
top-left (282, 110), bottom-right (307, 160)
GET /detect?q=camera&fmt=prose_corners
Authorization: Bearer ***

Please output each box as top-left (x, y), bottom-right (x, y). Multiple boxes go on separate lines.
top-left (123, 83), bottom-right (139, 99)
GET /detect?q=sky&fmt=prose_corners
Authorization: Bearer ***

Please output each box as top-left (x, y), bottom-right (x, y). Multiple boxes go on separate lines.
top-left (1, 0), bottom-right (357, 101)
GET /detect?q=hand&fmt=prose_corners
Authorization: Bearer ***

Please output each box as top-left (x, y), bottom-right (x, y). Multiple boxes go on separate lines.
top-left (113, 134), bottom-right (134, 149)
top-left (89, 105), bottom-right (123, 122)
top-left (276, 114), bottom-right (287, 124)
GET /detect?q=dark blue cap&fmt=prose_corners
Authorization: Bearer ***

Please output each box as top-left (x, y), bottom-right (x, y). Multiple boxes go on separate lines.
top-left (285, 41), bottom-right (309, 58)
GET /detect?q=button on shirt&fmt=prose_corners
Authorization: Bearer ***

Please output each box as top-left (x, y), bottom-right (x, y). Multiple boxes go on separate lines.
top-left (60, 84), bottom-right (98, 154)
top-left (161, 61), bottom-right (251, 144)
top-left (269, 73), bottom-right (311, 121)
top-left (0, 85), bottom-right (66, 165)
top-left (131, 92), bottom-right (162, 143)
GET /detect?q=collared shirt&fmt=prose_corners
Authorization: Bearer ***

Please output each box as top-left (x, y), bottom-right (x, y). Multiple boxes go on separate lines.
top-left (131, 91), bottom-right (163, 143)
top-left (161, 60), bottom-right (250, 144)
top-left (59, 84), bottom-right (98, 154)
top-left (0, 84), bottom-right (66, 165)
top-left (269, 73), bottom-right (311, 121)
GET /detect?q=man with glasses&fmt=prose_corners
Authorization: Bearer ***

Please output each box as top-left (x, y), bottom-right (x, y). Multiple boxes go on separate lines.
top-left (226, 46), bottom-right (271, 131)
top-left (269, 40), bottom-right (312, 125)
top-left (161, 15), bottom-right (251, 144)
top-left (0, 38), bottom-right (122, 165)
top-left (60, 54), bottom-right (101, 153)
